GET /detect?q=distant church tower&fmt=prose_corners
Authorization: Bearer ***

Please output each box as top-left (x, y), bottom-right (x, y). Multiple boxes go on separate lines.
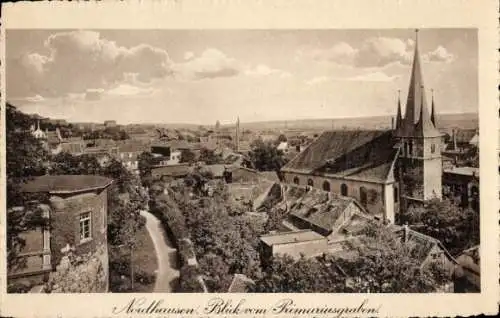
top-left (395, 30), bottom-right (443, 212)
top-left (235, 117), bottom-right (240, 152)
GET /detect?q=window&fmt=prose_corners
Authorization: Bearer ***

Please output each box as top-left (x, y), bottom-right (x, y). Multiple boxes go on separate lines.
top-left (79, 212), bottom-right (91, 242)
top-left (431, 143), bottom-right (436, 154)
top-left (360, 187), bottom-right (367, 206)
top-left (322, 181), bottom-right (331, 192)
top-left (307, 179), bottom-right (314, 187)
top-left (341, 183), bottom-right (348, 196)
top-left (293, 176), bottom-right (300, 185)
top-left (394, 186), bottom-right (399, 203)
top-left (409, 140), bottom-right (413, 156)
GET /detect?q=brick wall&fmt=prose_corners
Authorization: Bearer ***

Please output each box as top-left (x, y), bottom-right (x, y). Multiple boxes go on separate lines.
top-left (48, 189), bottom-right (108, 282)
top-left (282, 171), bottom-right (392, 220)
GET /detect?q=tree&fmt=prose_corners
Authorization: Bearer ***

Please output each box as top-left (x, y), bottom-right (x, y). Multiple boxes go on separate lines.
top-left (277, 134), bottom-right (287, 143)
top-left (138, 151), bottom-right (154, 186)
top-left (404, 199), bottom-right (480, 256)
top-left (199, 148), bottom-right (222, 165)
top-left (251, 255), bottom-right (345, 293)
top-left (5, 104), bottom-right (50, 272)
top-left (180, 149), bottom-right (196, 163)
top-left (249, 139), bottom-right (287, 171)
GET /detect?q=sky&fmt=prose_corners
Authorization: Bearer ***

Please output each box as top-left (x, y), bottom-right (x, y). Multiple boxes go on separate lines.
top-left (5, 29), bottom-right (477, 125)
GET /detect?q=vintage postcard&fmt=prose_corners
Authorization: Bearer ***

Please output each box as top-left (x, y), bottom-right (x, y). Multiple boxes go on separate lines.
top-left (0, 0), bottom-right (498, 317)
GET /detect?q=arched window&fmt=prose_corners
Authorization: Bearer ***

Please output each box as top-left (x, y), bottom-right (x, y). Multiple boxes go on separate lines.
top-left (307, 179), bottom-right (314, 187)
top-left (431, 143), bottom-right (436, 154)
top-left (394, 186), bottom-right (399, 203)
top-left (341, 183), bottom-right (348, 196)
top-left (360, 187), bottom-right (367, 206)
top-left (293, 176), bottom-right (300, 185)
top-left (322, 181), bottom-right (331, 192)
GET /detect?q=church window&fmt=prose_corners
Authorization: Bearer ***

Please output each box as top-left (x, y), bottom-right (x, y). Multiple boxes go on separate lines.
top-left (322, 181), bottom-right (331, 192)
top-left (293, 176), bottom-right (300, 185)
top-left (431, 143), bottom-right (436, 153)
top-left (394, 187), bottom-right (399, 203)
top-left (341, 183), bottom-right (348, 196)
top-left (360, 187), bottom-right (367, 206)
top-left (307, 179), bottom-right (314, 187)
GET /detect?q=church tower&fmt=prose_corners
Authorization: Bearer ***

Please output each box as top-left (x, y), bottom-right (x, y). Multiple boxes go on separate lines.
top-left (395, 30), bottom-right (443, 213)
top-left (235, 116), bottom-right (240, 152)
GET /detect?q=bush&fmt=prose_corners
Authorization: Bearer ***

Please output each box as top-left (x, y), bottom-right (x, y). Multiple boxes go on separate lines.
top-left (179, 264), bottom-right (204, 292)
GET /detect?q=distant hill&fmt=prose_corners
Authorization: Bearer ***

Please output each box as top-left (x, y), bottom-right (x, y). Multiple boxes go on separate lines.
top-left (232, 113), bottom-right (479, 132)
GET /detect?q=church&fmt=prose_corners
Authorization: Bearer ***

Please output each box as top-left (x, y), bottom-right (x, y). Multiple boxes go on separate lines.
top-left (280, 30), bottom-right (443, 224)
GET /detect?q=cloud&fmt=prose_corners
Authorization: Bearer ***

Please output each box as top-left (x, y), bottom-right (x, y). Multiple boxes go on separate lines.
top-left (23, 95), bottom-right (46, 103)
top-left (7, 30), bottom-right (174, 98)
top-left (306, 71), bottom-right (399, 85)
top-left (106, 84), bottom-right (156, 96)
top-left (184, 51), bottom-right (194, 60)
top-left (355, 37), bottom-right (412, 67)
top-left (244, 64), bottom-right (292, 78)
top-left (85, 88), bottom-right (104, 101)
top-left (305, 76), bottom-right (331, 86)
top-left (303, 37), bottom-right (453, 68)
top-left (175, 48), bottom-right (241, 80)
top-left (423, 45), bottom-right (454, 63)
top-left (344, 71), bottom-right (400, 82)
top-left (310, 42), bottom-right (358, 64)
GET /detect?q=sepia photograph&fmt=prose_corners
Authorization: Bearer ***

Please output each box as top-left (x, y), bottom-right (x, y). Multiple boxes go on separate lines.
top-left (4, 28), bottom-right (481, 294)
top-left (0, 1), bottom-right (498, 317)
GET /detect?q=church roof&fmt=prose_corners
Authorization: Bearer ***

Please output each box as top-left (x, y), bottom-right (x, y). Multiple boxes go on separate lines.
top-left (282, 130), bottom-right (397, 183)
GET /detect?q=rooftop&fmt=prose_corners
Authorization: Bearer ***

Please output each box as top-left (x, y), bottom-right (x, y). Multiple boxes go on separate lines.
top-left (227, 274), bottom-right (255, 293)
top-left (444, 166), bottom-right (479, 177)
top-left (260, 229), bottom-right (326, 246)
top-left (282, 130), bottom-right (397, 183)
top-left (21, 175), bottom-right (113, 194)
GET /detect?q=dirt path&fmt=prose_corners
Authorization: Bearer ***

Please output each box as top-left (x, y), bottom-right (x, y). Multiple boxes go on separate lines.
top-left (140, 210), bottom-right (179, 292)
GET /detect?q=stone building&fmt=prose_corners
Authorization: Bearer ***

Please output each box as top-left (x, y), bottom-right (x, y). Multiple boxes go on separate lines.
top-left (281, 30), bottom-right (444, 224)
top-left (259, 230), bottom-right (328, 266)
top-left (8, 175), bottom-right (112, 293)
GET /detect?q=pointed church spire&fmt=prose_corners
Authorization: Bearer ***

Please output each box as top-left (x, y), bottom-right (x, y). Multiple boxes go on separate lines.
top-left (415, 85), bottom-right (441, 137)
top-left (430, 89), bottom-right (436, 126)
top-left (403, 29), bottom-right (426, 136)
top-left (395, 89), bottom-right (403, 134)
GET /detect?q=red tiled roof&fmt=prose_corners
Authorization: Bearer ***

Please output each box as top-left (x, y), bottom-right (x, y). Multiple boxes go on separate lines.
top-left (21, 175), bottom-right (113, 194)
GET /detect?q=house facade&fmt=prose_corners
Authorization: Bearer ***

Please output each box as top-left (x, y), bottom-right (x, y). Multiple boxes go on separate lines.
top-left (8, 175), bottom-right (112, 293)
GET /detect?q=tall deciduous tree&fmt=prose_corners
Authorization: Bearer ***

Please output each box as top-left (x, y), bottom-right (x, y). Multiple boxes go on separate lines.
top-left (249, 139), bottom-right (287, 172)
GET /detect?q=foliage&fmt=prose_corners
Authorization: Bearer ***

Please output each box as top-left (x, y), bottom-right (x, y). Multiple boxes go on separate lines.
top-left (251, 255), bottom-right (345, 292)
top-left (138, 151), bottom-right (154, 186)
top-left (249, 139), bottom-right (287, 171)
top-left (179, 265), bottom-right (204, 292)
top-left (253, 222), bottom-right (450, 293)
top-left (199, 253), bottom-right (233, 292)
top-left (180, 149), bottom-right (196, 163)
top-left (277, 134), bottom-right (287, 143)
top-left (169, 182), bottom-right (265, 292)
top-left (5, 104), bottom-right (50, 270)
top-left (403, 199), bottom-right (480, 256)
top-left (82, 127), bottom-right (129, 141)
top-left (199, 148), bottom-right (222, 165)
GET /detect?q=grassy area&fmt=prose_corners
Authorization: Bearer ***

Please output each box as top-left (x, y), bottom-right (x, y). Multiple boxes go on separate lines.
top-left (131, 223), bottom-right (158, 292)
